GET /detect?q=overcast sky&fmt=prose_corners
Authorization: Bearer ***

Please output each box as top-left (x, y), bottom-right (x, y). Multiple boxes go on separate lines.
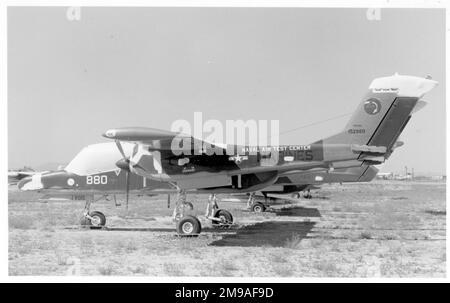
top-left (8, 7), bottom-right (445, 175)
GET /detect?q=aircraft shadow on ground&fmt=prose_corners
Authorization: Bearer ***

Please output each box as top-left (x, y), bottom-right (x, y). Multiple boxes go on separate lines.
top-left (85, 206), bottom-right (321, 246)
top-left (97, 226), bottom-right (235, 233)
top-left (209, 220), bottom-right (316, 247)
top-left (271, 206), bottom-right (322, 217)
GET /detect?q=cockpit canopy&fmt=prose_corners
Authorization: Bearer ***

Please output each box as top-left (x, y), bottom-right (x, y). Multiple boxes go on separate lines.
top-left (65, 142), bottom-right (135, 176)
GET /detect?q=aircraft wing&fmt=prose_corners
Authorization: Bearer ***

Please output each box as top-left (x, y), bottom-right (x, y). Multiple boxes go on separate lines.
top-left (103, 127), bottom-right (234, 153)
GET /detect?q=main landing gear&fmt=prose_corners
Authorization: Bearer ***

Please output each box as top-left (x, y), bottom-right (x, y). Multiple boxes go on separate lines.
top-left (77, 192), bottom-right (234, 235)
top-left (207, 194), bottom-right (233, 229)
top-left (303, 189), bottom-right (312, 199)
top-left (173, 191), bottom-right (234, 236)
top-left (80, 195), bottom-right (107, 228)
top-left (246, 192), bottom-right (267, 213)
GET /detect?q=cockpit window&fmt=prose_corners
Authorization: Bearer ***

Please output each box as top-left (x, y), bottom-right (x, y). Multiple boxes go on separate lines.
top-left (65, 142), bottom-right (134, 176)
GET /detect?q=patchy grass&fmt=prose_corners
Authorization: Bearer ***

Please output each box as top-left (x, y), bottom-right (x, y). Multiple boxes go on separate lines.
top-left (163, 263), bottom-right (184, 276)
top-left (56, 252), bottom-right (70, 266)
top-left (98, 264), bottom-right (116, 276)
top-left (215, 258), bottom-right (239, 276)
top-left (9, 215), bottom-right (34, 230)
top-left (360, 231), bottom-right (373, 239)
top-left (128, 264), bottom-right (149, 275)
top-left (391, 197), bottom-right (408, 200)
top-left (283, 234), bottom-right (302, 249)
top-left (424, 209), bottom-right (446, 216)
top-left (314, 260), bottom-right (340, 276)
top-left (272, 263), bottom-right (295, 277)
top-left (268, 250), bottom-right (290, 264)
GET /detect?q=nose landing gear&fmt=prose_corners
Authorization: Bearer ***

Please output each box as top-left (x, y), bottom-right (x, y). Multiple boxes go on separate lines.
top-left (80, 195), bottom-right (106, 228)
top-left (82, 211), bottom-right (106, 227)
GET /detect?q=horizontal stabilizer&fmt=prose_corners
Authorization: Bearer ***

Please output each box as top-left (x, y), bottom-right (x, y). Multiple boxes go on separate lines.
top-left (412, 100), bottom-right (427, 114)
top-left (351, 145), bottom-right (387, 154)
top-left (358, 155), bottom-right (385, 164)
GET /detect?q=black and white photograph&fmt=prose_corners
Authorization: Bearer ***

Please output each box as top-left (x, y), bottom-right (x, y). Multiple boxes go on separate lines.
top-left (3, 2), bottom-right (448, 283)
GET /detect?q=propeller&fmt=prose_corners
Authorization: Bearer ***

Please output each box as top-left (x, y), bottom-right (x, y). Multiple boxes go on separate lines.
top-left (114, 140), bottom-right (131, 211)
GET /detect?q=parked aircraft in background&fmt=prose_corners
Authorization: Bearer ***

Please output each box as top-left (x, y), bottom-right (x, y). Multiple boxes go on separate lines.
top-left (8, 167), bottom-right (42, 185)
top-left (229, 164), bottom-right (379, 212)
top-left (18, 74), bottom-right (437, 235)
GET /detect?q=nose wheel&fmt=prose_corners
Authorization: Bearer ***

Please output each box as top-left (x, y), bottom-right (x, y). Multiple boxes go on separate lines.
top-left (80, 211), bottom-right (106, 228)
top-left (80, 196), bottom-right (106, 228)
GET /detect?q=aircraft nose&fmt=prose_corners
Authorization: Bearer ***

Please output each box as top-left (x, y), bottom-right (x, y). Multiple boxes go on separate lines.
top-left (17, 174), bottom-right (43, 191)
top-left (18, 171), bottom-right (77, 191)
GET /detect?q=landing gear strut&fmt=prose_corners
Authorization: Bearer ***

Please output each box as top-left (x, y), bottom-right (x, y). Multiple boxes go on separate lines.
top-left (80, 195), bottom-right (106, 228)
top-left (206, 194), bottom-right (234, 229)
top-left (173, 192), bottom-right (234, 235)
top-left (246, 192), bottom-right (256, 209)
top-left (173, 189), bottom-right (202, 236)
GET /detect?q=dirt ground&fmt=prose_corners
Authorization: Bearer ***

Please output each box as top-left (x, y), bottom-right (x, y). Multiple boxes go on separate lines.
top-left (8, 180), bottom-right (446, 277)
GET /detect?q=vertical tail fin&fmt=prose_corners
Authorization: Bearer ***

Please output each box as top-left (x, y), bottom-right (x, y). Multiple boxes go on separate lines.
top-left (319, 74), bottom-right (438, 164)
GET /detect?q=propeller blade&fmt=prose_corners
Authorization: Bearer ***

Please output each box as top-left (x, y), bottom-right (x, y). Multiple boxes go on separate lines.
top-left (132, 143), bottom-right (139, 157)
top-left (115, 140), bottom-right (127, 160)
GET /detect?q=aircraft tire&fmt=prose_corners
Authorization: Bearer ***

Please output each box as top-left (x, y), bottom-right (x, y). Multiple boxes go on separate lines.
top-left (251, 202), bottom-right (266, 213)
top-left (212, 209), bottom-right (234, 228)
top-left (176, 215), bottom-right (201, 236)
top-left (88, 211), bottom-right (106, 228)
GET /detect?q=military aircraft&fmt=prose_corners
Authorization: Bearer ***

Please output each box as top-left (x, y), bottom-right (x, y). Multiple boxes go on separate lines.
top-left (8, 167), bottom-right (42, 185)
top-left (18, 74), bottom-right (437, 235)
top-left (17, 144), bottom-right (377, 213)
